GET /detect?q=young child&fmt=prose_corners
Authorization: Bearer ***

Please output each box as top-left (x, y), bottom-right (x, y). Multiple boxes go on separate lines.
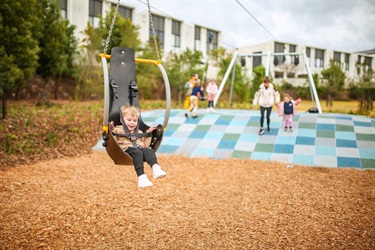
top-left (110, 105), bottom-right (167, 188)
top-left (185, 79), bottom-right (204, 118)
top-left (206, 80), bottom-right (218, 112)
top-left (276, 94), bottom-right (302, 131)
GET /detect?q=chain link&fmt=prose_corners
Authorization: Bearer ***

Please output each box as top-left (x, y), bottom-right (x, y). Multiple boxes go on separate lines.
top-left (103, 0), bottom-right (120, 55)
top-left (146, 0), bottom-right (161, 62)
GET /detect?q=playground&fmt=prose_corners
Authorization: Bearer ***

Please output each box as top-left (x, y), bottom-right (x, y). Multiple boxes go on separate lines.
top-left (1, 107), bottom-right (375, 249)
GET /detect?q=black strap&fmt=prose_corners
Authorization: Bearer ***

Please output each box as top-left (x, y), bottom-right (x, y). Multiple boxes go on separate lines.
top-left (110, 78), bottom-right (151, 148)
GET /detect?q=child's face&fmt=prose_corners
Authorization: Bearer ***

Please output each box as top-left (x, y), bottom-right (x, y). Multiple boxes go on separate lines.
top-left (123, 113), bottom-right (138, 132)
top-left (284, 96), bottom-right (290, 102)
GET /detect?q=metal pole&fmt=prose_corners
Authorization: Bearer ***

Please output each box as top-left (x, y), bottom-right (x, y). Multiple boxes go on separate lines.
top-left (266, 51), bottom-right (270, 77)
top-left (228, 59), bottom-right (236, 108)
top-left (214, 51), bottom-right (238, 107)
top-left (302, 50), bottom-right (322, 113)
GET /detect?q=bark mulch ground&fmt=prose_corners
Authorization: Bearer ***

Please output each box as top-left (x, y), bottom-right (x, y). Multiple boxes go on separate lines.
top-left (1, 151), bottom-right (374, 249)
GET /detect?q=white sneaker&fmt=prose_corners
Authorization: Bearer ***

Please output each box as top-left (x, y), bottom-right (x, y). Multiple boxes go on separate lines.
top-left (153, 164), bottom-right (167, 179)
top-left (138, 174), bottom-right (153, 188)
top-left (211, 107), bottom-right (215, 112)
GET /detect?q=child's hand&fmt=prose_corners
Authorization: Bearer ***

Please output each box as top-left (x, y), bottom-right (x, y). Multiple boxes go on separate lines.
top-left (146, 125), bottom-right (157, 133)
top-left (110, 121), bottom-right (114, 130)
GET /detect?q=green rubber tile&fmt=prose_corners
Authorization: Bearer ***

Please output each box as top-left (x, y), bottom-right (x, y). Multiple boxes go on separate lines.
top-left (360, 158), bottom-right (375, 169)
top-left (316, 130), bottom-right (336, 138)
top-left (232, 150), bottom-right (251, 159)
top-left (299, 122), bottom-right (316, 129)
top-left (336, 124), bottom-right (354, 132)
top-left (356, 133), bottom-right (375, 141)
top-left (254, 143), bottom-right (275, 153)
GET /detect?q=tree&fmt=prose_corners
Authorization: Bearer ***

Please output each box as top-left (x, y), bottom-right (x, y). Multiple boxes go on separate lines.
top-left (36, 0), bottom-right (77, 99)
top-left (321, 60), bottom-right (346, 107)
top-left (0, 0), bottom-right (41, 100)
top-left (250, 65), bottom-right (266, 98)
top-left (165, 48), bottom-right (205, 104)
top-left (357, 64), bottom-right (374, 115)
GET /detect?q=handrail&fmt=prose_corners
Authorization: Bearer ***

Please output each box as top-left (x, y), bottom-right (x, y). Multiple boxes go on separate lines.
top-left (98, 53), bottom-right (160, 65)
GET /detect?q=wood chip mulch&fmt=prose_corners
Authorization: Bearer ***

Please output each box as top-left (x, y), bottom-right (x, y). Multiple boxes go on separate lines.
top-left (1, 151), bottom-right (374, 249)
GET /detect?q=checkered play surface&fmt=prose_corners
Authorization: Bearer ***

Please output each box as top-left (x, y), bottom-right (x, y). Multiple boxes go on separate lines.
top-left (94, 109), bottom-right (375, 169)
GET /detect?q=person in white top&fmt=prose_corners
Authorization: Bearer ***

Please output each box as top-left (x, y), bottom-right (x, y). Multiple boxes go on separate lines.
top-left (253, 76), bottom-right (280, 135)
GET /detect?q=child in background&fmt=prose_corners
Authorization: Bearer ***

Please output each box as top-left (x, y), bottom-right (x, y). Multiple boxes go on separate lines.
top-left (110, 105), bottom-right (167, 188)
top-left (206, 80), bottom-right (218, 112)
top-left (185, 79), bottom-right (204, 118)
top-left (276, 94), bottom-right (302, 131)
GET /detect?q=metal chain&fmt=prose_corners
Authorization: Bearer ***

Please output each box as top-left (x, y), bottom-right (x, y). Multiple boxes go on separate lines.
top-left (146, 0), bottom-right (161, 62)
top-left (103, 0), bottom-right (120, 55)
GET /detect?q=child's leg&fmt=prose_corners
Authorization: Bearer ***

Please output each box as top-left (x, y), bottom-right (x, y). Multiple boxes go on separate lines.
top-left (125, 147), bottom-right (145, 176)
top-left (139, 148), bottom-right (158, 167)
top-left (140, 148), bottom-right (166, 179)
top-left (192, 97), bottom-right (198, 115)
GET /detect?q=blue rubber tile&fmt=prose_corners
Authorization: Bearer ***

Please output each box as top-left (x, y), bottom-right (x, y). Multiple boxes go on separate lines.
top-left (164, 137), bottom-right (186, 147)
top-left (250, 116), bottom-right (260, 121)
top-left (335, 131), bottom-right (356, 140)
top-left (317, 123), bottom-right (335, 131)
top-left (337, 157), bottom-right (361, 168)
top-left (274, 144), bottom-right (294, 154)
top-left (189, 131), bottom-right (208, 139)
top-left (214, 115), bottom-right (233, 125)
top-left (251, 152), bottom-right (272, 160)
top-left (203, 131), bottom-right (224, 140)
top-left (158, 145), bottom-right (179, 154)
top-left (238, 133), bottom-right (259, 142)
top-left (185, 117), bottom-right (201, 124)
top-left (315, 146), bottom-right (336, 156)
top-left (270, 153), bottom-right (294, 164)
top-left (276, 136), bottom-right (296, 145)
top-left (293, 155), bottom-right (315, 166)
top-left (218, 140), bottom-right (237, 149)
top-left (229, 119), bottom-right (248, 126)
top-left (297, 129), bottom-right (316, 137)
top-left (296, 136), bottom-right (315, 145)
top-left (354, 121), bottom-right (372, 127)
top-left (336, 139), bottom-right (357, 148)
top-left (359, 148), bottom-right (375, 159)
top-left (335, 115), bottom-right (353, 121)
top-left (192, 147), bottom-right (215, 157)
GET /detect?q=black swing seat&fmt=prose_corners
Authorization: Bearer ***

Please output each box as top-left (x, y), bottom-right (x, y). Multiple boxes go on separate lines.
top-left (101, 47), bottom-right (164, 165)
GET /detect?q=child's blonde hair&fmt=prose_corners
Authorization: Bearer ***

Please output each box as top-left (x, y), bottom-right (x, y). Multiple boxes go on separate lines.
top-left (120, 105), bottom-right (140, 118)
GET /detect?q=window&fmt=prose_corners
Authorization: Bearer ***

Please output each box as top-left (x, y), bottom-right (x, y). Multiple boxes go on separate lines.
top-left (149, 15), bottom-right (164, 49)
top-left (89, 0), bottom-right (102, 28)
top-left (306, 47), bottom-right (311, 58)
top-left (59, 0), bottom-right (67, 19)
top-left (344, 53), bottom-right (350, 71)
top-left (289, 44), bottom-right (296, 53)
top-left (333, 51), bottom-right (341, 67)
top-left (274, 42), bottom-right (285, 65)
top-left (364, 56), bottom-right (373, 72)
top-left (207, 29), bottom-right (218, 51)
top-left (195, 26), bottom-right (201, 51)
top-left (172, 20), bottom-right (181, 48)
top-left (112, 4), bottom-right (132, 20)
top-left (253, 52), bottom-right (262, 69)
top-left (314, 49), bottom-right (324, 69)
top-left (357, 55), bottom-right (362, 74)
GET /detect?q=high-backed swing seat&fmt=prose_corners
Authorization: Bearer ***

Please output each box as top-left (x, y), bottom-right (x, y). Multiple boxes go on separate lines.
top-left (100, 47), bottom-right (171, 165)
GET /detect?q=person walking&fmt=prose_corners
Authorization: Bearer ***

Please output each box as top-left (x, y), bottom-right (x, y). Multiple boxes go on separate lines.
top-left (253, 76), bottom-right (280, 135)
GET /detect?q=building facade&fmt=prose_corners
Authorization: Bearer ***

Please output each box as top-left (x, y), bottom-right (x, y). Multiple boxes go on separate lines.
top-left (237, 41), bottom-right (374, 87)
top-left (59, 0), bottom-right (374, 86)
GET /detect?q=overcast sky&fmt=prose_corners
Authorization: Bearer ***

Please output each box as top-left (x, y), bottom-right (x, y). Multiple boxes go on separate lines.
top-left (125, 0), bottom-right (375, 53)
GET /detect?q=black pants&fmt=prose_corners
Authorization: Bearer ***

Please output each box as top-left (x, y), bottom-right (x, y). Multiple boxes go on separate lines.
top-left (260, 106), bottom-right (272, 128)
top-left (125, 147), bottom-right (158, 177)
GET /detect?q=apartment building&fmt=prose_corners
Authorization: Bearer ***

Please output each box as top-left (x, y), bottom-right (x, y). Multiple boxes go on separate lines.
top-left (58, 0), bottom-right (220, 60)
top-left (59, 0), bottom-right (373, 86)
top-left (237, 41), bottom-right (374, 87)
